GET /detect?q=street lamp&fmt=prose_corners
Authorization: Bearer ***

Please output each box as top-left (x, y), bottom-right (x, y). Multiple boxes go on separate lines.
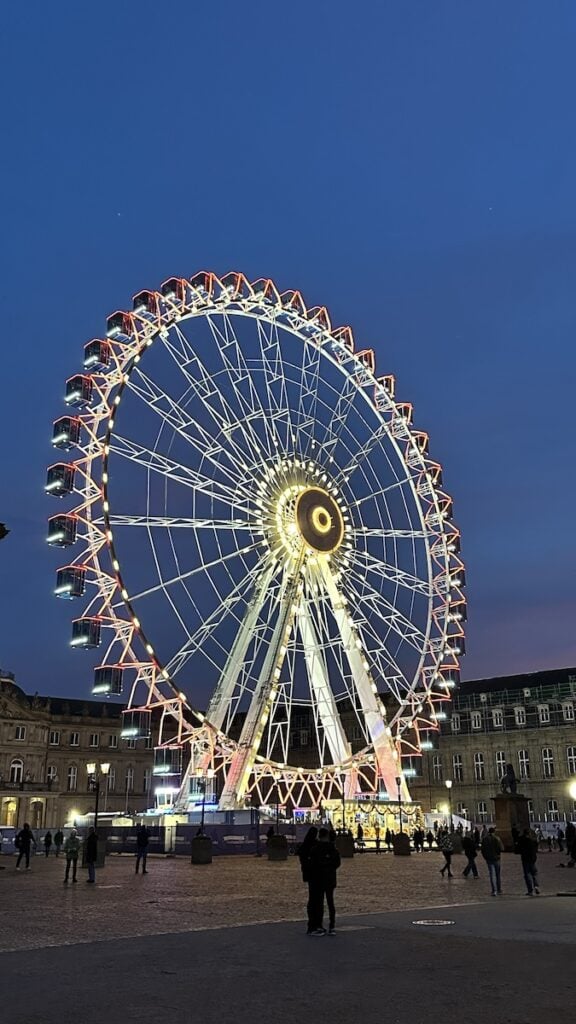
top-left (195, 767), bottom-right (215, 835)
top-left (86, 762), bottom-right (110, 831)
top-left (340, 772), bottom-right (347, 832)
top-left (395, 775), bottom-right (403, 834)
top-left (445, 779), bottom-right (453, 832)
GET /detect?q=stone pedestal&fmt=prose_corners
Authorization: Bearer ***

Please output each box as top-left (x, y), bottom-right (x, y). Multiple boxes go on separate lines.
top-left (492, 794), bottom-right (530, 851)
top-left (335, 833), bottom-right (355, 859)
top-left (392, 832), bottom-right (411, 857)
top-left (190, 835), bottom-right (213, 864)
top-left (266, 834), bottom-right (288, 861)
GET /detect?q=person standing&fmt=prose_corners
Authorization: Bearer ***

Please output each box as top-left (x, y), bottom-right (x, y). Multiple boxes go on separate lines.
top-left (54, 829), bottom-right (64, 857)
top-left (356, 823), bottom-right (364, 851)
top-left (516, 828), bottom-right (540, 895)
top-left (44, 831), bottom-right (52, 858)
top-left (439, 831), bottom-right (454, 877)
top-left (135, 823), bottom-right (150, 874)
top-left (298, 826), bottom-right (318, 934)
top-left (557, 827), bottom-right (565, 853)
top-left (15, 823), bottom-right (36, 871)
top-left (426, 830), bottom-right (434, 850)
top-left (385, 828), bottom-right (393, 852)
top-left (85, 827), bottom-right (98, 884)
top-left (307, 827), bottom-right (341, 935)
top-left (374, 823), bottom-right (381, 854)
top-left (481, 827), bottom-right (504, 895)
top-left (462, 833), bottom-right (479, 878)
top-left (64, 828), bottom-right (81, 883)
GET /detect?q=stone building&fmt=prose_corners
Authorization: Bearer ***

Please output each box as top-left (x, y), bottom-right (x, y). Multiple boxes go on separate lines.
top-left (408, 666), bottom-right (576, 825)
top-left (0, 671), bottom-right (155, 829)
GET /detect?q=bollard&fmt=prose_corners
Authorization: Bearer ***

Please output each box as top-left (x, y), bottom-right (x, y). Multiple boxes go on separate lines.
top-left (191, 835), bottom-right (213, 864)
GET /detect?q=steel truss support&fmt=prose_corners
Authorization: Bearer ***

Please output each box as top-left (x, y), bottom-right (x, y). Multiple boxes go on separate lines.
top-left (218, 562), bottom-right (303, 810)
top-left (319, 558), bottom-right (411, 802)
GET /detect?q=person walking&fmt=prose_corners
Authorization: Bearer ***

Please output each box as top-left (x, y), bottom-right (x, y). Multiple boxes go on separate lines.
top-left (557, 827), bottom-right (565, 853)
top-left (44, 831), bottom-right (53, 858)
top-left (307, 827), bottom-right (341, 935)
top-left (135, 823), bottom-right (150, 874)
top-left (54, 829), bottom-right (64, 857)
top-left (356, 823), bottom-right (364, 851)
top-left (516, 828), bottom-right (540, 895)
top-left (297, 826), bottom-right (318, 934)
top-left (15, 823), bottom-right (36, 871)
top-left (439, 830), bottom-right (454, 877)
top-left (385, 828), bottom-right (393, 852)
top-left (481, 827), bottom-right (504, 895)
top-left (462, 833), bottom-right (479, 878)
top-left (64, 828), bottom-right (81, 883)
top-left (426, 830), bottom-right (434, 850)
top-left (85, 827), bottom-right (98, 884)
top-left (374, 823), bottom-right (381, 854)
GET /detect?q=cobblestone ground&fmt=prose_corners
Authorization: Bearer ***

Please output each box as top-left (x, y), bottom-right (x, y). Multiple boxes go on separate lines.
top-left (0, 849), bottom-right (569, 953)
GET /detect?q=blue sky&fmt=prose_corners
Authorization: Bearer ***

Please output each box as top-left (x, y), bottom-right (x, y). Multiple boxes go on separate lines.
top-left (1, 1), bottom-right (575, 698)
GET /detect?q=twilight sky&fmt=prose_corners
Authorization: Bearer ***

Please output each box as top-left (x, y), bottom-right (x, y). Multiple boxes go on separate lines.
top-left (1, 1), bottom-right (575, 700)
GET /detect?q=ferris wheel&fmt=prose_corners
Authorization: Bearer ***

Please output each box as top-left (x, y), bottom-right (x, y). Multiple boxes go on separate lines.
top-left (46, 272), bottom-right (465, 811)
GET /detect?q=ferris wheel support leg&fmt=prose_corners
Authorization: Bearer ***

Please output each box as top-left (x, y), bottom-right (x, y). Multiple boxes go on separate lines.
top-left (218, 567), bottom-right (302, 811)
top-left (205, 561), bottom-right (277, 733)
top-left (319, 559), bottom-right (411, 803)
top-left (298, 596), bottom-right (352, 769)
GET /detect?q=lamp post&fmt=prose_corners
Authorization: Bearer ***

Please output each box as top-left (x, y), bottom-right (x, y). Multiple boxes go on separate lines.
top-left (195, 768), bottom-right (215, 835)
top-left (86, 762), bottom-right (110, 832)
top-left (445, 779), bottom-right (453, 832)
top-left (340, 772), bottom-right (347, 832)
top-left (395, 775), bottom-right (403, 834)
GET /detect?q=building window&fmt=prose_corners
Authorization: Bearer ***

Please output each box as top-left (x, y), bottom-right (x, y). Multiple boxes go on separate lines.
top-left (144, 768), bottom-right (152, 794)
top-left (300, 730), bottom-right (309, 747)
top-left (47, 765), bottom-right (58, 783)
top-left (542, 747), bottom-right (555, 778)
top-left (527, 799), bottom-right (535, 823)
top-left (471, 711), bottom-right (482, 731)
top-left (477, 801), bottom-right (488, 822)
top-left (518, 749), bottom-right (530, 779)
top-left (538, 705), bottom-right (550, 725)
top-left (9, 758), bottom-right (24, 783)
top-left (474, 752), bottom-right (485, 781)
top-left (49, 730), bottom-right (60, 746)
top-left (492, 709), bottom-right (504, 729)
top-left (514, 707), bottom-right (526, 727)
top-left (144, 735), bottom-right (153, 750)
top-left (450, 714), bottom-right (461, 733)
top-left (15, 725), bottom-right (26, 741)
top-left (547, 799), bottom-right (560, 822)
top-left (432, 755), bottom-right (443, 781)
top-left (125, 738), bottom-right (136, 750)
top-left (562, 703), bottom-right (575, 722)
top-left (126, 767), bottom-right (134, 792)
top-left (67, 766), bottom-right (78, 792)
top-left (70, 732), bottom-right (80, 747)
top-left (89, 733), bottom-right (99, 748)
top-left (495, 751), bottom-right (507, 780)
top-left (107, 766), bottom-right (116, 792)
top-left (567, 746), bottom-right (576, 775)
top-left (452, 753), bottom-right (463, 782)
top-left (108, 734), bottom-right (118, 749)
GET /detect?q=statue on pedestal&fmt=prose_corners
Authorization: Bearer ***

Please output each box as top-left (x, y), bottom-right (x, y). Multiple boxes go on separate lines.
top-left (500, 763), bottom-right (517, 795)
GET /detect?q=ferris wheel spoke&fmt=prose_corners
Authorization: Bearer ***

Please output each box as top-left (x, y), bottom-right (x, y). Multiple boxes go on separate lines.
top-left (335, 419), bottom-right (392, 485)
top-left (161, 325), bottom-right (265, 470)
top-left (350, 547), bottom-right (432, 597)
top-left (353, 526), bottom-right (427, 540)
top-left (254, 316), bottom-right (296, 452)
top-left (298, 594), bottom-right (352, 767)
top-left (127, 368), bottom-right (253, 489)
top-left (206, 314), bottom-right (279, 461)
top-left (107, 515), bottom-right (254, 531)
top-left (108, 433), bottom-right (251, 513)
top-left (343, 566), bottom-right (428, 654)
top-left (127, 541), bottom-right (262, 604)
top-left (165, 557), bottom-right (272, 679)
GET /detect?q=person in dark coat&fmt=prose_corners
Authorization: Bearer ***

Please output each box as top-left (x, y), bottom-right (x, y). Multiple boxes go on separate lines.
top-left (439, 831), bottom-right (454, 877)
top-left (516, 828), bottom-right (540, 895)
top-left (462, 833), bottom-right (479, 878)
top-left (85, 827), bottom-right (98, 884)
top-left (44, 831), bottom-right (52, 858)
top-left (15, 823), bottom-right (36, 870)
top-left (54, 829), bottom-right (64, 857)
top-left (135, 824), bottom-right (150, 874)
top-left (297, 826), bottom-right (318, 934)
top-left (307, 827), bottom-right (341, 935)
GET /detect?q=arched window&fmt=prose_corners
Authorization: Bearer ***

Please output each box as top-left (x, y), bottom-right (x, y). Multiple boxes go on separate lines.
top-left (46, 765), bottom-right (58, 783)
top-left (67, 765), bottom-right (78, 792)
top-left (9, 759), bottom-right (23, 783)
top-left (125, 767), bottom-right (134, 792)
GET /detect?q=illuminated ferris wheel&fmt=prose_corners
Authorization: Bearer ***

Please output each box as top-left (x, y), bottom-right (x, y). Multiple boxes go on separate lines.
top-left (46, 272), bottom-right (465, 811)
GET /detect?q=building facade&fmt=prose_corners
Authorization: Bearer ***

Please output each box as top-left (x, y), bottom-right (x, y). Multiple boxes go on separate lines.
top-left (409, 667), bottom-right (576, 825)
top-left (0, 672), bottom-right (155, 829)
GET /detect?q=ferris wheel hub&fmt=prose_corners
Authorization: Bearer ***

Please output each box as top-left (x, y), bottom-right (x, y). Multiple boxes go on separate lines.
top-left (295, 487), bottom-right (344, 554)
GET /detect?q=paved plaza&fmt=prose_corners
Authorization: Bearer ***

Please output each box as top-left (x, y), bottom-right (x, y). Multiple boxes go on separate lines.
top-left (1, 850), bottom-right (575, 1022)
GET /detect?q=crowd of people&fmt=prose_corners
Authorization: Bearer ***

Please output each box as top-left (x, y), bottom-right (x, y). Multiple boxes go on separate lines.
top-left (10, 822), bottom-right (151, 883)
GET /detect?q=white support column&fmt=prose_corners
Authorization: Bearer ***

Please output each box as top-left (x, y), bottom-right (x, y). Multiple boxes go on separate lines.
top-left (297, 594), bottom-right (352, 768)
top-left (218, 564), bottom-right (302, 810)
top-left (319, 558), bottom-right (411, 802)
top-left (205, 560), bottom-right (277, 732)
